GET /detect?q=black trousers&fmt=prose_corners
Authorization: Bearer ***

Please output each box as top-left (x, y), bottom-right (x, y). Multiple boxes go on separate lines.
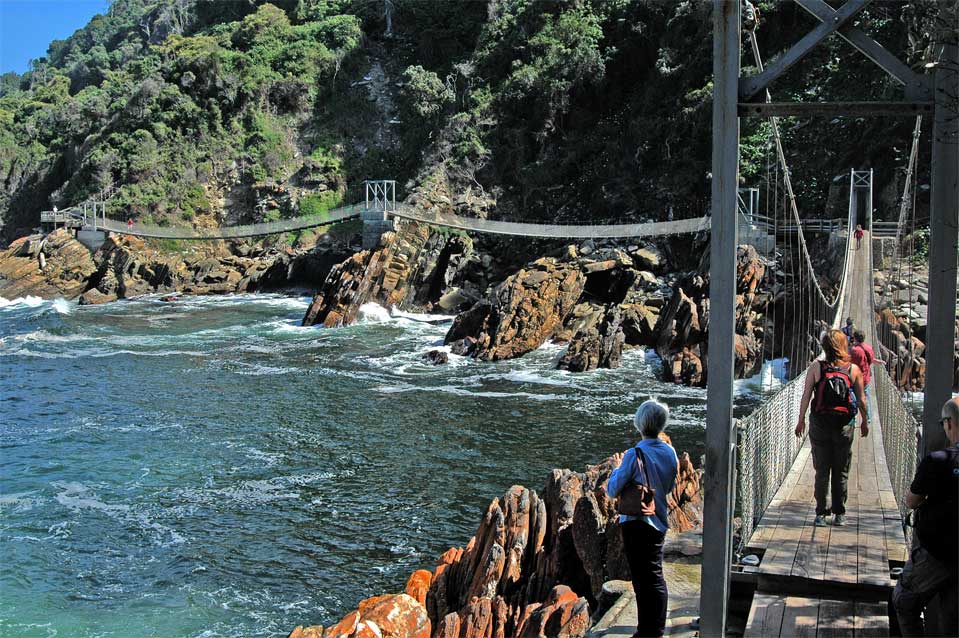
top-left (621, 519), bottom-right (668, 638)
top-left (809, 416), bottom-right (855, 516)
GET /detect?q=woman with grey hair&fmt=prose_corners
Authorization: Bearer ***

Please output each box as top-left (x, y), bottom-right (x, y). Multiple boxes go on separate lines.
top-left (606, 399), bottom-right (680, 638)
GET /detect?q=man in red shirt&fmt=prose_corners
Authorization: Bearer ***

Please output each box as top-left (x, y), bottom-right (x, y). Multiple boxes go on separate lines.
top-left (850, 329), bottom-right (879, 418)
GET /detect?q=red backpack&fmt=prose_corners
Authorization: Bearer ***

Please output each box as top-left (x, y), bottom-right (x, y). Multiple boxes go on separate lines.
top-left (813, 361), bottom-right (857, 421)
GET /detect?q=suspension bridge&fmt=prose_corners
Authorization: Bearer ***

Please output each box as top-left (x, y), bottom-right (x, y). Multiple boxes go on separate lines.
top-left (40, 198), bottom-right (713, 242)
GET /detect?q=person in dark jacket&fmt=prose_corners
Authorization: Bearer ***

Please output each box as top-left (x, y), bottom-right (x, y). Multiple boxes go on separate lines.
top-left (606, 399), bottom-right (680, 638)
top-left (893, 397), bottom-right (959, 637)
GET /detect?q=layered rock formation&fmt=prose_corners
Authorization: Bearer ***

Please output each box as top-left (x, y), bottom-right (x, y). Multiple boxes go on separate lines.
top-left (653, 245), bottom-right (767, 386)
top-left (302, 221), bottom-right (475, 327)
top-left (0, 230), bottom-right (96, 300)
top-left (0, 229), bottom-right (352, 304)
top-left (443, 245), bottom-right (675, 373)
top-left (290, 436), bottom-right (703, 638)
top-left (444, 258), bottom-right (585, 361)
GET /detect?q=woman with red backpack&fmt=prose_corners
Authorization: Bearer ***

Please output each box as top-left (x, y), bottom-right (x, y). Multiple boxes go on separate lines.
top-left (794, 329), bottom-right (869, 526)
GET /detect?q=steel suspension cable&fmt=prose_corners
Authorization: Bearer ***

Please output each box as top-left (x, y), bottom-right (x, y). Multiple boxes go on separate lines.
top-left (747, 26), bottom-right (853, 318)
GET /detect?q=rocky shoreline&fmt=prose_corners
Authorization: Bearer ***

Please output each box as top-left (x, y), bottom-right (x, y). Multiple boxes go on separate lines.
top-left (0, 228), bottom-right (354, 305)
top-left (290, 436), bottom-right (703, 638)
top-left (301, 220), bottom-right (770, 385)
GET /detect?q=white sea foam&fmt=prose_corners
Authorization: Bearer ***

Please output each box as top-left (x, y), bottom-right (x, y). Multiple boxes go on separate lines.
top-left (53, 482), bottom-right (130, 513)
top-left (0, 295), bottom-right (45, 308)
top-left (735, 358), bottom-right (788, 397)
top-left (391, 308), bottom-right (454, 323)
top-left (52, 298), bottom-right (72, 315)
top-left (357, 302), bottom-right (392, 323)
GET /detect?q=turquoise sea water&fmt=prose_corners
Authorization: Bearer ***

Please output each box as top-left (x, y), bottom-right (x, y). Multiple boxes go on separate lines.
top-left (0, 293), bottom-right (771, 637)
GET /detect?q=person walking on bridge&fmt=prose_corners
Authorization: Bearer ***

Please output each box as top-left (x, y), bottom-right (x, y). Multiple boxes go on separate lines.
top-left (893, 397), bottom-right (959, 637)
top-left (849, 329), bottom-right (882, 421)
top-left (855, 223), bottom-right (865, 249)
top-left (607, 399), bottom-right (679, 638)
top-left (795, 329), bottom-right (869, 526)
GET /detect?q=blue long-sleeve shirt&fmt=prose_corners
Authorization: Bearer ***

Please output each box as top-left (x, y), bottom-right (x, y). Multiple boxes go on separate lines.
top-left (606, 438), bottom-right (679, 532)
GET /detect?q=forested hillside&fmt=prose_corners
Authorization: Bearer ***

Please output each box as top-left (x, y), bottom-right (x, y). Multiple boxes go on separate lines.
top-left (0, 0), bottom-right (944, 242)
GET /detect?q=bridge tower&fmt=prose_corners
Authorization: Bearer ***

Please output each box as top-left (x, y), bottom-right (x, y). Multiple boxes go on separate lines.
top-left (362, 180), bottom-right (396, 250)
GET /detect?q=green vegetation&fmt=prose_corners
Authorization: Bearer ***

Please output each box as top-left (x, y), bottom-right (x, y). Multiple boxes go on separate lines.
top-left (0, 0), bottom-right (941, 241)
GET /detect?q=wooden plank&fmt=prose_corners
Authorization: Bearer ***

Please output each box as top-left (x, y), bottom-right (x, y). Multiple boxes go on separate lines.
top-left (854, 601), bottom-right (889, 637)
top-left (749, 446), bottom-right (813, 550)
top-left (857, 439), bottom-right (891, 587)
top-left (817, 598), bottom-right (856, 637)
top-left (883, 518), bottom-right (908, 564)
top-left (779, 597), bottom-right (820, 638)
top-left (759, 474), bottom-right (816, 576)
top-left (878, 491), bottom-right (898, 516)
top-left (792, 505), bottom-right (832, 581)
top-left (745, 593), bottom-right (786, 637)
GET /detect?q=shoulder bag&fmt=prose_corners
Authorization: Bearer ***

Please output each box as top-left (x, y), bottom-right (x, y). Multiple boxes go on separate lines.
top-left (615, 447), bottom-right (657, 517)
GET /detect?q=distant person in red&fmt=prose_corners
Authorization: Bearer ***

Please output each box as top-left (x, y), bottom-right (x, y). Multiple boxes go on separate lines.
top-left (854, 224), bottom-right (864, 249)
top-left (127, 218), bottom-right (134, 232)
top-left (849, 329), bottom-right (881, 421)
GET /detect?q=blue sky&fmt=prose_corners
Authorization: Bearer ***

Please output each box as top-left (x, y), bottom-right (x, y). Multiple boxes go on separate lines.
top-left (1, 0), bottom-right (110, 74)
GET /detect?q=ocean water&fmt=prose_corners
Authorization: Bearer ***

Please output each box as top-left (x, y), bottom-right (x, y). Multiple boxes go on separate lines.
top-left (0, 293), bottom-right (772, 637)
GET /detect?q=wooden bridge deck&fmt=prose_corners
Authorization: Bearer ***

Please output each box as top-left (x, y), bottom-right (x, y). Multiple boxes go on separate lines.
top-left (743, 235), bottom-right (907, 637)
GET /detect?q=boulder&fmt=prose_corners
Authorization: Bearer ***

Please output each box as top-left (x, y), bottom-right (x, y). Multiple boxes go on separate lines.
top-left (445, 259), bottom-right (585, 361)
top-left (424, 349), bottom-right (450, 365)
top-left (630, 245), bottom-right (664, 272)
top-left (78, 288), bottom-right (117, 305)
top-left (557, 306), bottom-right (625, 372)
top-left (405, 570), bottom-right (433, 606)
top-left (324, 594), bottom-right (430, 638)
top-left (620, 303), bottom-right (659, 346)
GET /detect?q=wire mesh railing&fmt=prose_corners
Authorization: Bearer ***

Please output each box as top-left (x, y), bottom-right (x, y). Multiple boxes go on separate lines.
top-left (734, 371), bottom-right (807, 557)
top-left (872, 362), bottom-right (920, 545)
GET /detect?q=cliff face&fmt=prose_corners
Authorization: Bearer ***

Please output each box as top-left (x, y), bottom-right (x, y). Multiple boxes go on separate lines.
top-left (289, 436), bottom-right (703, 638)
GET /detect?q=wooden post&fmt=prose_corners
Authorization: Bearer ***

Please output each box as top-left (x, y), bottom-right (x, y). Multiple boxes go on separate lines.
top-left (701, 1), bottom-right (740, 635)
top-left (922, 33), bottom-right (958, 454)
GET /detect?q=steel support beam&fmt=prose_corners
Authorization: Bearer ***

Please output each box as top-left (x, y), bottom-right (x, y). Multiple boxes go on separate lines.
top-left (740, 0), bottom-right (869, 100)
top-left (701, 1), bottom-right (739, 635)
top-left (739, 101), bottom-right (934, 118)
top-left (795, 0), bottom-right (932, 98)
top-left (922, 35), bottom-right (958, 455)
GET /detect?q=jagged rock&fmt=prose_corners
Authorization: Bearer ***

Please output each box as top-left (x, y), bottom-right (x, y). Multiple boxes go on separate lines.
top-left (303, 222), bottom-right (471, 328)
top-left (0, 229), bottom-right (97, 300)
top-left (557, 306), bottom-right (625, 372)
top-left (323, 594), bottom-right (430, 638)
top-left (620, 303), bottom-right (659, 346)
top-left (424, 350), bottom-right (450, 365)
top-left (445, 258), bottom-right (585, 361)
top-left (294, 439), bottom-right (703, 638)
top-left (289, 626), bottom-right (324, 638)
top-left (405, 570), bottom-right (433, 606)
top-left (653, 245), bottom-right (765, 386)
top-left (78, 288), bottom-right (117, 305)
top-left (630, 245), bottom-right (664, 272)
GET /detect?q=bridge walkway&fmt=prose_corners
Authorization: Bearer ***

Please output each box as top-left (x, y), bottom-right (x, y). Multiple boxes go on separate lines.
top-left (743, 233), bottom-right (906, 637)
top-left (44, 202), bottom-right (713, 241)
